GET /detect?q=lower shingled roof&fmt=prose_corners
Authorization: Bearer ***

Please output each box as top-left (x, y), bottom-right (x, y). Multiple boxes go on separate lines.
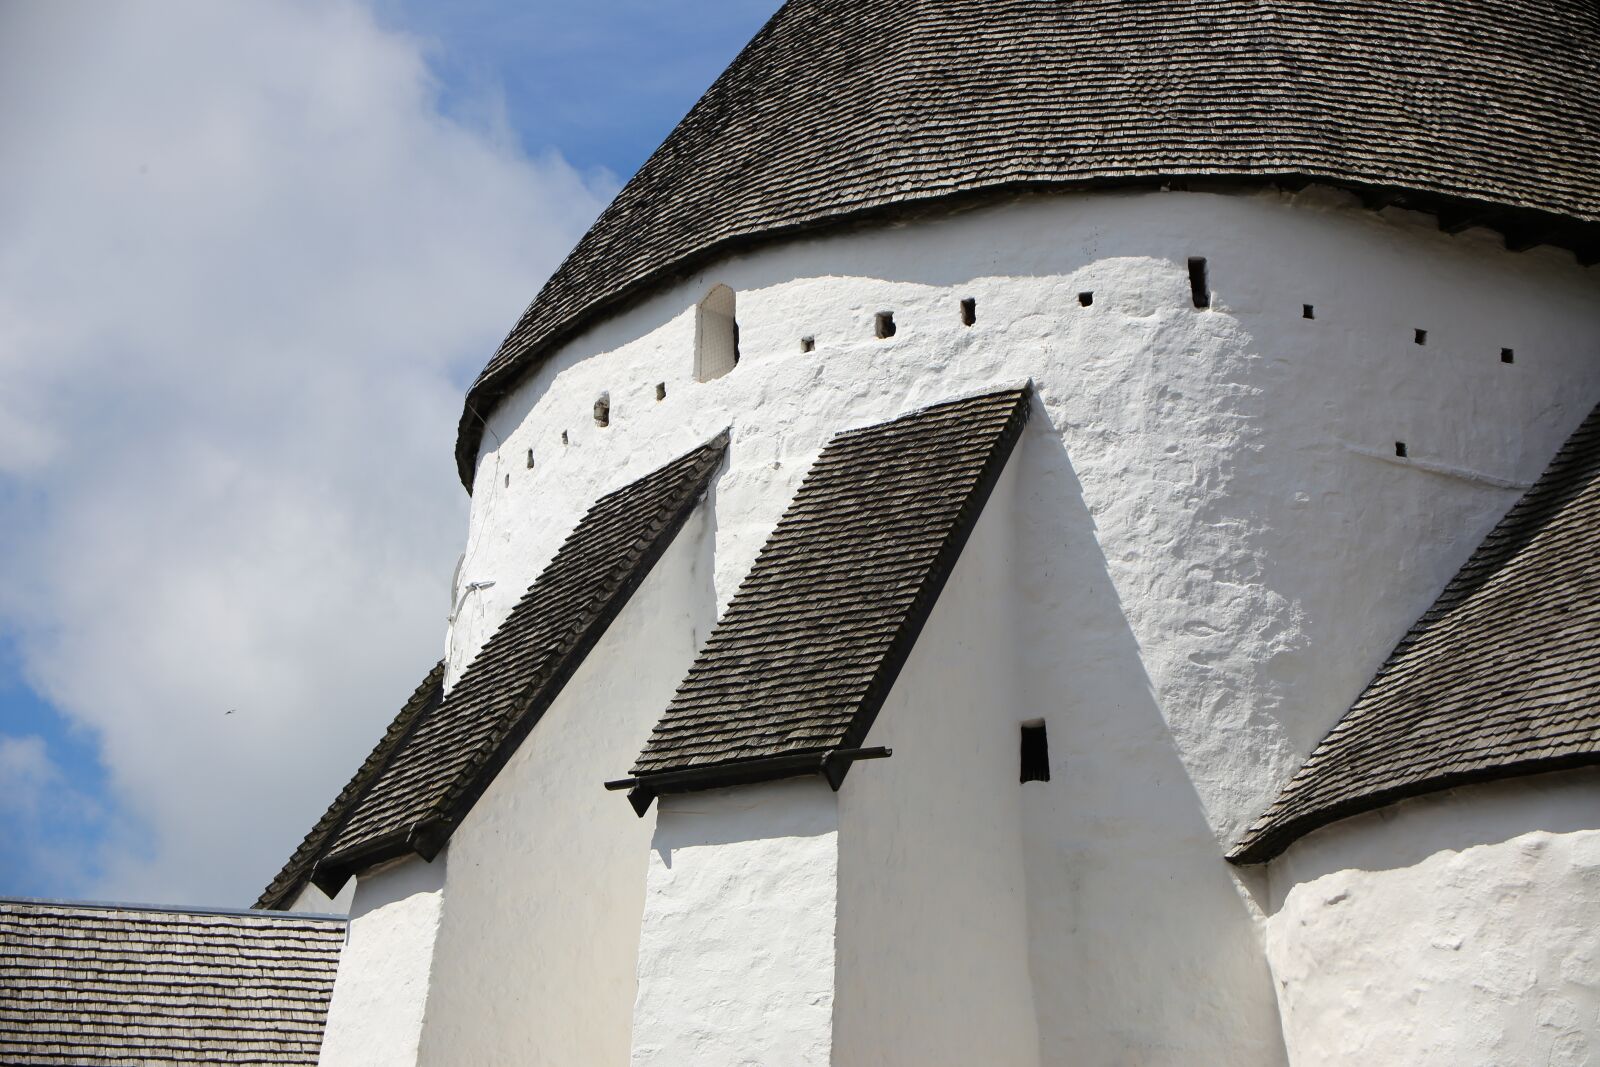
top-left (627, 386), bottom-right (1031, 798)
top-left (312, 434), bottom-right (728, 887)
top-left (0, 899), bottom-right (344, 1066)
top-left (1231, 403), bottom-right (1600, 864)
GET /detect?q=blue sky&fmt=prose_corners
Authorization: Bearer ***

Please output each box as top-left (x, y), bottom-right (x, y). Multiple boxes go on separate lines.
top-left (374, 0), bottom-right (782, 180)
top-left (0, 0), bottom-right (780, 904)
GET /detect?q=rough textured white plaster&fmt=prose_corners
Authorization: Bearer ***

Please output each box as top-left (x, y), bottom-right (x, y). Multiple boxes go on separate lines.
top-left (834, 458), bottom-right (1043, 1067)
top-left (1266, 771), bottom-right (1600, 1065)
top-left (462, 187), bottom-right (1600, 843)
top-left (438, 187), bottom-right (1600, 1058)
top-left (319, 854), bottom-right (446, 1067)
top-left (415, 505), bottom-right (717, 1066)
top-left (632, 779), bottom-right (840, 1066)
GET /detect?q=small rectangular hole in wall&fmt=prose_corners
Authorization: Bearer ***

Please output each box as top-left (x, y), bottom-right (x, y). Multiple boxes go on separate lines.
top-left (526, 448), bottom-right (535, 469)
top-left (594, 393), bottom-right (610, 428)
top-left (1078, 291), bottom-right (1094, 307)
top-left (561, 430), bottom-right (569, 446)
top-left (1020, 720), bottom-right (1050, 783)
top-left (1187, 257), bottom-right (1210, 309)
top-left (1414, 329), bottom-right (1428, 345)
top-left (655, 382), bottom-right (667, 401)
top-left (800, 335), bottom-right (815, 353)
top-left (875, 311), bottom-right (896, 339)
top-left (504, 473), bottom-right (509, 488)
top-left (1302, 304), bottom-right (1315, 320)
top-left (1395, 441), bottom-right (1408, 458)
top-left (1501, 347), bottom-right (1515, 364)
top-left (960, 297), bottom-right (976, 326)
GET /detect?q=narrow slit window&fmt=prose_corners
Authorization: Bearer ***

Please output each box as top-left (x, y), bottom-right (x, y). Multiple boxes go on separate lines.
top-left (1395, 441), bottom-right (1408, 458)
top-left (1414, 329), bottom-right (1428, 345)
top-left (1302, 304), bottom-right (1315, 320)
top-left (594, 392), bottom-right (610, 428)
top-left (526, 448), bottom-right (535, 469)
top-left (1187, 257), bottom-right (1210, 309)
top-left (1020, 719), bottom-right (1050, 783)
top-left (1078, 291), bottom-right (1094, 307)
top-left (695, 285), bottom-right (740, 381)
top-left (655, 382), bottom-right (667, 401)
top-left (875, 311), bottom-right (896, 339)
top-left (1501, 347), bottom-right (1515, 364)
top-left (960, 297), bottom-right (976, 326)
top-left (561, 430), bottom-right (569, 446)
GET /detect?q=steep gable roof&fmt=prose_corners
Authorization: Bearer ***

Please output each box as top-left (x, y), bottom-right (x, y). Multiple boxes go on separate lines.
top-left (456, 0), bottom-right (1600, 489)
top-left (255, 662), bottom-right (445, 911)
top-left (0, 898), bottom-right (343, 1065)
top-left (312, 435), bottom-right (728, 890)
top-left (620, 387), bottom-right (1030, 809)
top-left (1231, 404), bottom-right (1600, 864)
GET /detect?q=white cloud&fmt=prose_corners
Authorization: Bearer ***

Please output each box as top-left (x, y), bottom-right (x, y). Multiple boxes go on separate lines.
top-left (0, 0), bottom-right (612, 904)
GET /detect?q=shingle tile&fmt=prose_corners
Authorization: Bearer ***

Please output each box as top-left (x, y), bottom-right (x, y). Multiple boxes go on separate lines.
top-left (630, 387), bottom-right (1030, 785)
top-left (313, 436), bottom-right (727, 881)
top-left (0, 900), bottom-right (343, 1065)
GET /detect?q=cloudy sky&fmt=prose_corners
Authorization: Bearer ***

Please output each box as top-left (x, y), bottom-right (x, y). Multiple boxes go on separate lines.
top-left (0, 0), bottom-right (780, 906)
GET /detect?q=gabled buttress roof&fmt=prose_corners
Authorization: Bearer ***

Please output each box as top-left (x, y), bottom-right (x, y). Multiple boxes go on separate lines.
top-left (255, 661), bottom-right (444, 910)
top-left (456, 0), bottom-right (1600, 489)
top-left (620, 386), bottom-right (1031, 809)
top-left (1232, 404), bottom-right (1600, 864)
top-left (297, 435), bottom-right (727, 892)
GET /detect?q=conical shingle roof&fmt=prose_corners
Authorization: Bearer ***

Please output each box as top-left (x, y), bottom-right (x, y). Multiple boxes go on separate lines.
top-left (455, 0), bottom-right (1600, 488)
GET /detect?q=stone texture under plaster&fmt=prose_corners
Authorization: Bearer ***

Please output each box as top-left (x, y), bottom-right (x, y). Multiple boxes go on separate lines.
top-left (460, 189), bottom-right (1600, 847)
top-left (1265, 773), bottom-right (1600, 1065)
top-left (318, 855), bottom-right (445, 1067)
top-left (834, 458), bottom-right (1045, 1065)
top-left (632, 779), bottom-right (839, 1067)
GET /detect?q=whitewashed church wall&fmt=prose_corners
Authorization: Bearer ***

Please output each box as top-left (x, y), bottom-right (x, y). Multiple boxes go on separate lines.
top-left (631, 778), bottom-right (841, 1066)
top-left (833, 458), bottom-right (1043, 1067)
top-left (288, 877), bottom-right (354, 915)
top-left (415, 505), bottom-right (718, 1066)
top-left (1005, 407), bottom-right (1290, 1062)
top-left (448, 187), bottom-right (1600, 1054)
top-left (464, 186), bottom-right (1600, 844)
top-left (318, 854), bottom-right (447, 1067)
top-left (1264, 769), bottom-right (1600, 1065)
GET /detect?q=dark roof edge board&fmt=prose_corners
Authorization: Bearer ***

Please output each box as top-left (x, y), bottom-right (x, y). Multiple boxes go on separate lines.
top-left (1228, 403), bottom-right (1600, 865)
top-left (255, 662), bottom-right (445, 910)
top-left (456, 176), bottom-right (1599, 492)
top-left (312, 433), bottom-right (730, 893)
top-left (620, 387), bottom-right (1032, 812)
top-left (1227, 754), bottom-right (1600, 865)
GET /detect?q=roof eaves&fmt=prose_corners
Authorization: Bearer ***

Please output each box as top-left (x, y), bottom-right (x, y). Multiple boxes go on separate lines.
top-left (1229, 402), bottom-right (1600, 864)
top-left (313, 433), bottom-right (730, 890)
top-left (617, 386), bottom-right (1032, 811)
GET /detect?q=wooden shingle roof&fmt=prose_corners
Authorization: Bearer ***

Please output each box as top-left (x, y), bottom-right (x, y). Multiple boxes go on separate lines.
top-left (624, 387), bottom-right (1030, 806)
top-left (456, 0), bottom-right (1600, 489)
top-left (254, 662), bottom-right (445, 910)
top-left (0, 899), bottom-right (343, 1065)
top-left (309, 435), bottom-right (728, 889)
top-left (1231, 405), bottom-right (1600, 863)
